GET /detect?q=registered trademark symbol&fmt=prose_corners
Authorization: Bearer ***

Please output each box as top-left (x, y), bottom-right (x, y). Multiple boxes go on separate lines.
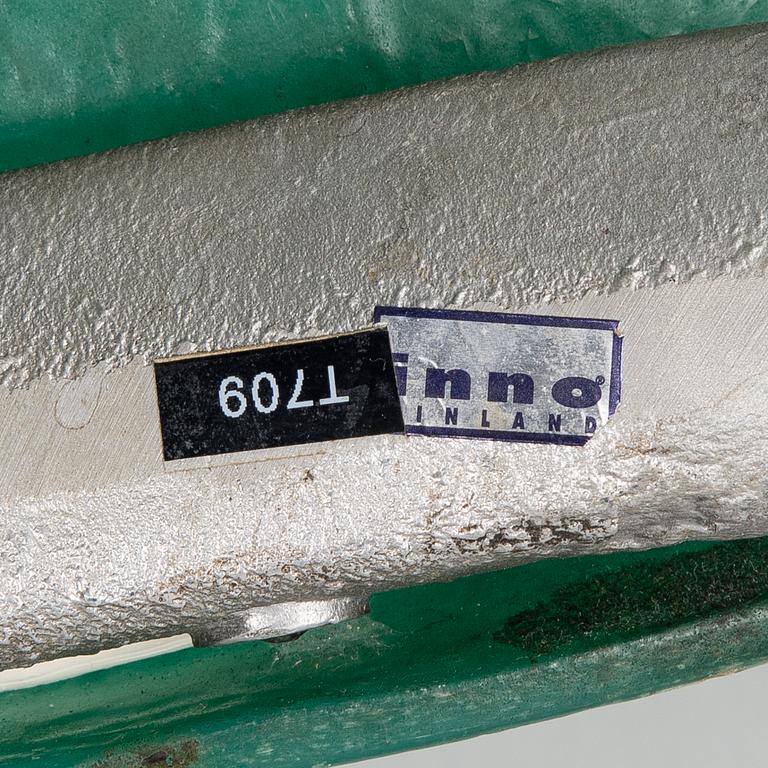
top-left (596, 376), bottom-right (605, 386)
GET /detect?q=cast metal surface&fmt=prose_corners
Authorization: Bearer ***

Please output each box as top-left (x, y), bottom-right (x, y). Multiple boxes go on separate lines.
top-left (200, 598), bottom-right (371, 646)
top-left (1, 25), bottom-right (767, 670)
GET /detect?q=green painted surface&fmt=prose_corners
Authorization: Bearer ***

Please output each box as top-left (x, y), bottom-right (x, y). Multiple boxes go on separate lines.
top-left (3, 538), bottom-right (768, 767)
top-left (1, 1), bottom-right (768, 171)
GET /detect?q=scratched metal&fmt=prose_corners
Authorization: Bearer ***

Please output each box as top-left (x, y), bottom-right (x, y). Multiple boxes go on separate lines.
top-left (0, 26), bottom-right (767, 669)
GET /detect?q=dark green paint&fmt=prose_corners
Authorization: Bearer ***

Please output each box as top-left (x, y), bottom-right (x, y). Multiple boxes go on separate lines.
top-left (1, 1), bottom-right (768, 171)
top-left (3, 537), bottom-right (768, 767)
top-left (496, 537), bottom-right (768, 656)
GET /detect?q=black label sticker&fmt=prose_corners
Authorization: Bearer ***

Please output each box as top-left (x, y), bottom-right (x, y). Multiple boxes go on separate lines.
top-left (154, 328), bottom-right (404, 461)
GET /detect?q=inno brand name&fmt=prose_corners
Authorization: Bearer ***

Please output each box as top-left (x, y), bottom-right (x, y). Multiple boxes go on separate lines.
top-left (374, 305), bottom-right (622, 446)
top-left (393, 353), bottom-right (604, 436)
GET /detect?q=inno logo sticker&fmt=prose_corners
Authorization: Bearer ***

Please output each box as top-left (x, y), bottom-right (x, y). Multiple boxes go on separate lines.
top-left (374, 307), bottom-right (623, 446)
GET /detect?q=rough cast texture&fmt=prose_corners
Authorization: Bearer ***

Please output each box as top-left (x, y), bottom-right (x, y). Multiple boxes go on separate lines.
top-left (1, 25), bottom-right (767, 388)
top-left (0, 26), bottom-right (767, 669)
